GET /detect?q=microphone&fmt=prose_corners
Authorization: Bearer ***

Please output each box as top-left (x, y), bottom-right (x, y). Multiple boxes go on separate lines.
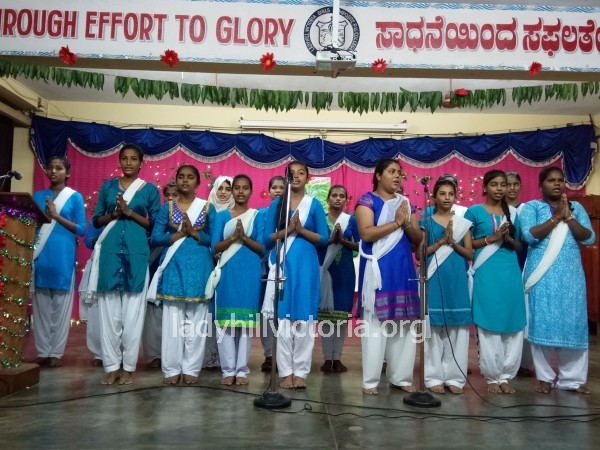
top-left (285, 165), bottom-right (294, 183)
top-left (8, 170), bottom-right (23, 180)
top-left (419, 175), bottom-right (431, 185)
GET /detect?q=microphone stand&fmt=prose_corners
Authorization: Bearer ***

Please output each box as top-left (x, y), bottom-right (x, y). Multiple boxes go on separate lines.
top-left (254, 173), bottom-right (293, 409)
top-left (404, 177), bottom-right (441, 408)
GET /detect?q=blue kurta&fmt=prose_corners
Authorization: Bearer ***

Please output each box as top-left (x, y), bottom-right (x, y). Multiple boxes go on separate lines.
top-left (465, 204), bottom-right (526, 334)
top-left (357, 193), bottom-right (420, 321)
top-left (211, 209), bottom-right (265, 327)
top-left (520, 200), bottom-right (595, 350)
top-left (150, 200), bottom-right (216, 302)
top-left (419, 216), bottom-right (472, 326)
top-left (33, 188), bottom-right (86, 290)
top-left (263, 197), bottom-right (329, 321)
top-left (92, 178), bottom-right (161, 293)
top-left (317, 214), bottom-right (359, 321)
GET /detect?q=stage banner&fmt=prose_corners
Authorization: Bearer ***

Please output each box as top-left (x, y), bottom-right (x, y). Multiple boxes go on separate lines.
top-left (1, 0), bottom-right (599, 72)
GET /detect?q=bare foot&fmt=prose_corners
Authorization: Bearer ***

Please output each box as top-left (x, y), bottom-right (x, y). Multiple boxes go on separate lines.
top-left (535, 381), bottom-right (552, 394)
top-left (89, 358), bottom-right (103, 367)
top-left (279, 375), bottom-right (294, 389)
top-left (147, 358), bottom-right (161, 369)
top-left (119, 370), bottom-right (133, 385)
top-left (448, 385), bottom-right (463, 395)
top-left (500, 383), bottom-right (516, 394)
top-left (221, 376), bottom-right (235, 386)
top-left (101, 370), bottom-right (120, 385)
top-left (49, 357), bottom-right (63, 368)
top-left (576, 385), bottom-right (591, 395)
top-left (363, 387), bottom-right (378, 395)
top-left (293, 376), bottom-right (306, 389)
top-left (332, 360), bottom-right (348, 373)
top-left (163, 375), bottom-right (180, 385)
top-left (429, 385), bottom-right (445, 394)
top-left (235, 377), bottom-right (249, 386)
top-left (182, 375), bottom-right (198, 385)
top-left (487, 383), bottom-right (502, 394)
top-left (391, 384), bottom-right (416, 392)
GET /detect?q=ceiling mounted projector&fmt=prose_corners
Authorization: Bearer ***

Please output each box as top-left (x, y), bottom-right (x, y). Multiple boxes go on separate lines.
top-left (315, 50), bottom-right (357, 78)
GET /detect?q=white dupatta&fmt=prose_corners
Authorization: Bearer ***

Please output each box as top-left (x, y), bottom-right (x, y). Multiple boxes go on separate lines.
top-left (319, 212), bottom-right (351, 312)
top-left (522, 220), bottom-right (569, 337)
top-left (262, 195), bottom-right (312, 318)
top-left (467, 205), bottom-right (517, 301)
top-left (359, 194), bottom-right (410, 314)
top-left (30, 187), bottom-right (76, 295)
top-left (204, 208), bottom-right (258, 299)
top-left (146, 198), bottom-right (206, 304)
top-left (82, 178), bottom-right (146, 301)
top-left (426, 215), bottom-right (472, 280)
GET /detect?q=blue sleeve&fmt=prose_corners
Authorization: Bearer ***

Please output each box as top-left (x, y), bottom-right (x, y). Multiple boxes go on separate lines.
top-left (33, 190), bottom-right (45, 211)
top-left (464, 207), bottom-right (477, 231)
top-left (147, 184), bottom-right (161, 229)
top-left (513, 212), bottom-right (522, 241)
top-left (253, 209), bottom-right (266, 250)
top-left (211, 210), bottom-right (227, 253)
top-left (71, 192), bottom-right (87, 237)
top-left (263, 198), bottom-right (279, 251)
top-left (573, 202), bottom-right (596, 246)
top-left (311, 199), bottom-right (329, 247)
top-left (519, 202), bottom-right (539, 245)
top-left (92, 181), bottom-right (110, 228)
top-left (418, 217), bottom-right (425, 230)
top-left (199, 203), bottom-right (216, 248)
top-left (83, 219), bottom-right (103, 249)
top-left (348, 215), bottom-right (360, 242)
top-left (149, 203), bottom-right (172, 248)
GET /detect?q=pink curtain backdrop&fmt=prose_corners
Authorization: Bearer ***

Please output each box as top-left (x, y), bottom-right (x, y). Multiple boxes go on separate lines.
top-left (33, 143), bottom-right (583, 320)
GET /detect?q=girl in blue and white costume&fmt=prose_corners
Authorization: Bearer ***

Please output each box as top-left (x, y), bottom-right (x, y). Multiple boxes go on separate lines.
top-left (263, 161), bottom-right (329, 389)
top-left (32, 156), bottom-right (86, 367)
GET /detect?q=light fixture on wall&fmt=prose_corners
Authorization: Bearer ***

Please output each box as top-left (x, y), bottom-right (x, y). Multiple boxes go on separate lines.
top-left (239, 118), bottom-right (408, 133)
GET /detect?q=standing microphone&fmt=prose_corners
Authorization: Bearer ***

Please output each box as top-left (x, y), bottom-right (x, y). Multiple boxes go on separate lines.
top-left (285, 165), bottom-right (294, 183)
top-left (419, 175), bottom-right (431, 185)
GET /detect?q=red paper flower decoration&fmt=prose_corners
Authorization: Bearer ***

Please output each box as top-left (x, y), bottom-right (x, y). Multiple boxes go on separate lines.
top-left (0, 255), bottom-right (4, 269)
top-left (455, 88), bottom-right (470, 96)
top-left (0, 213), bottom-right (6, 227)
top-left (161, 49), bottom-right (179, 68)
top-left (260, 53), bottom-right (276, 71)
top-left (0, 234), bottom-right (5, 247)
top-left (372, 58), bottom-right (387, 73)
top-left (58, 46), bottom-right (77, 65)
top-left (529, 61), bottom-right (542, 76)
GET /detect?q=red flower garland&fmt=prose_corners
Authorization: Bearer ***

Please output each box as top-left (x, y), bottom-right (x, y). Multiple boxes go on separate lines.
top-left (455, 88), bottom-right (470, 96)
top-left (260, 53), bottom-right (276, 71)
top-left (372, 58), bottom-right (387, 73)
top-left (58, 46), bottom-right (77, 65)
top-left (529, 61), bottom-right (542, 76)
top-left (0, 213), bottom-right (6, 228)
top-left (161, 49), bottom-right (179, 68)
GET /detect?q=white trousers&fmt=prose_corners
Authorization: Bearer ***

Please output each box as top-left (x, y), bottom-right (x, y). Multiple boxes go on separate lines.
top-left (321, 322), bottom-right (347, 360)
top-left (86, 303), bottom-right (102, 360)
top-left (217, 327), bottom-right (252, 378)
top-left (361, 310), bottom-right (416, 389)
top-left (260, 314), bottom-right (274, 358)
top-left (277, 319), bottom-right (316, 378)
top-left (98, 291), bottom-right (147, 373)
top-left (477, 328), bottom-right (523, 384)
top-left (142, 303), bottom-right (162, 363)
top-left (531, 343), bottom-right (588, 390)
top-left (32, 288), bottom-right (74, 358)
top-left (162, 302), bottom-right (208, 378)
top-left (424, 326), bottom-right (469, 389)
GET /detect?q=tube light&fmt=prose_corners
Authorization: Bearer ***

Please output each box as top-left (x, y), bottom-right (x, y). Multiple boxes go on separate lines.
top-left (239, 119), bottom-right (408, 133)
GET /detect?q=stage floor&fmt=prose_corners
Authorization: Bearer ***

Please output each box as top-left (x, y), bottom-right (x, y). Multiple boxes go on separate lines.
top-left (1, 325), bottom-right (599, 449)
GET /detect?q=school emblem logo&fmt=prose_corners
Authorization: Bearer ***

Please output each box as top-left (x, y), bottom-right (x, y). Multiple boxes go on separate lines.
top-left (304, 7), bottom-right (360, 56)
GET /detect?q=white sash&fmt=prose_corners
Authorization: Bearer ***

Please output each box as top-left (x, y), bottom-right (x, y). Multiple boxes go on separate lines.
top-left (262, 195), bottom-right (312, 318)
top-left (146, 198), bottom-right (206, 304)
top-left (83, 178), bottom-right (146, 301)
top-left (467, 205), bottom-right (517, 301)
top-left (522, 221), bottom-right (569, 338)
top-left (359, 194), bottom-right (409, 314)
top-left (319, 212), bottom-right (351, 312)
top-left (30, 187), bottom-right (76, 295)
top-left (204, 208), bottom-right (258, 299)
top-left (427, 215), bottom-right (472, 280)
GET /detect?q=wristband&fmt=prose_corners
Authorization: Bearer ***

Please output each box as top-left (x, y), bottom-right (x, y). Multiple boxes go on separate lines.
top-left (126, 209), bottom-right (133, 218)
top-left (484, 236), bottom-right (491, 245)
top-left (395, 220), bottom-right (401, 228)
top-left (565, 216), bottom-right (574, 222)
top-left (403, 223), bottom-right (413, 230)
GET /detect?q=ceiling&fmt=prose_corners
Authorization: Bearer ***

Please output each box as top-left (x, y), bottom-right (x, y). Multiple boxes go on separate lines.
top-left (2, 0), bottom-right (600, 118)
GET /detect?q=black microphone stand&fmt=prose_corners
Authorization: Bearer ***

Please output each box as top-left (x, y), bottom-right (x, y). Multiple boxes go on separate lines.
top-left (254, 171), bottom-right (293, 409)
top-left (404, 177), bottom-right (441, 408)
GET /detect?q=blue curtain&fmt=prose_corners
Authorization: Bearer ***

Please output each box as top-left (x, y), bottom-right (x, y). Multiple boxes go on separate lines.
top-left (30, 115), bottom-right (596, 186)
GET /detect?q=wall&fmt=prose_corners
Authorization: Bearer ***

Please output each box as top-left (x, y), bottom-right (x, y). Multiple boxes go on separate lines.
top-left (12, 100), bottom-right (599, 193)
